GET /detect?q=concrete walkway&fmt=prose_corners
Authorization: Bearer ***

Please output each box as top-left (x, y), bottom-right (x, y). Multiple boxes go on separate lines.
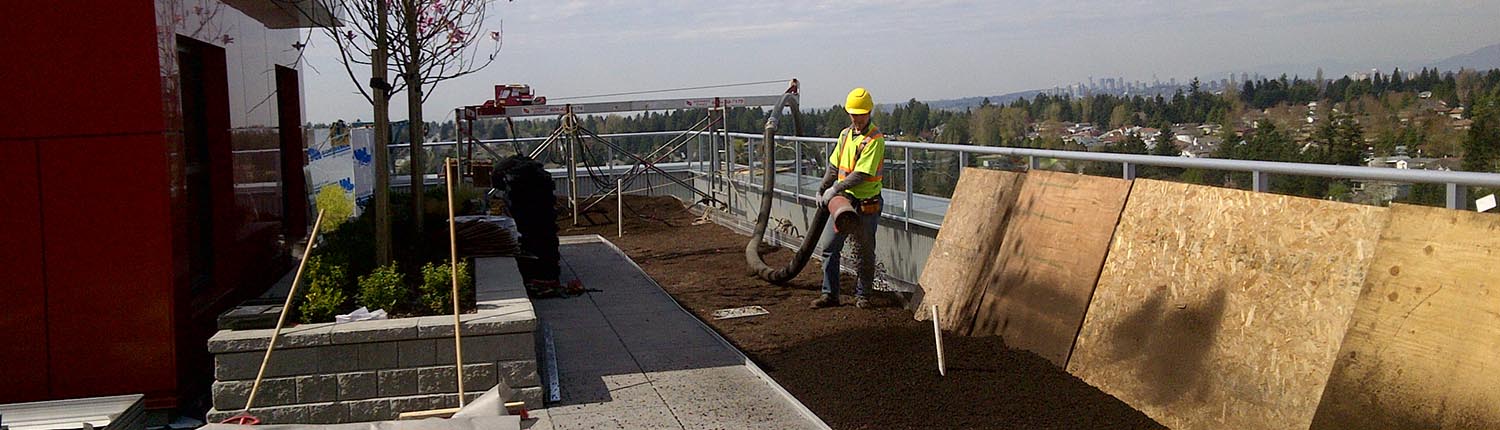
top-left (522, 236), bottom-right (827, 430)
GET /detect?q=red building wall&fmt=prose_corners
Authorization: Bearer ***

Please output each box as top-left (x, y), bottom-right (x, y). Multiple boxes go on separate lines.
top-left (39, 135), bottom-right (178, 401)
top-left (0, 0), bottom-right (308, 408)
top-left (0, 1), bottom-right (175, 405)
top-left (0, 140), bottom-right (49, 403)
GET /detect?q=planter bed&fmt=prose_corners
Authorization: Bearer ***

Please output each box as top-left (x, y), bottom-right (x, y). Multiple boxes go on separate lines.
top-left (204, 257), bottom-right (540, 424)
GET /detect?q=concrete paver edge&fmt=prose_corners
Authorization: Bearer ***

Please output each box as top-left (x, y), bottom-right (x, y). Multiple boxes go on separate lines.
top-left (561, 234), bottom-right (833, 430)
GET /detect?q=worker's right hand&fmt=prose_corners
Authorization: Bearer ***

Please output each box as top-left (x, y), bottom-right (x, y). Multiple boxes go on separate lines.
top-left (817, 187), bottom-right (839, 208)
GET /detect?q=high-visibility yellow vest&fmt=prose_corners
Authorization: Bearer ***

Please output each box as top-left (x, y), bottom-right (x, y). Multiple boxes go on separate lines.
top-left (828, 125), bottom-right (885, 199)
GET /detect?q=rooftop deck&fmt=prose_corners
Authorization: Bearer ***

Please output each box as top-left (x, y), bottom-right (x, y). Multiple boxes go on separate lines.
top-left (525, 236), bottom-right (826, 430)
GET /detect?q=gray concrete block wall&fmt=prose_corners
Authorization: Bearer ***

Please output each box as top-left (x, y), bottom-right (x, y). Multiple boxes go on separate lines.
top-left (207, 257), bottom-right (542, 424)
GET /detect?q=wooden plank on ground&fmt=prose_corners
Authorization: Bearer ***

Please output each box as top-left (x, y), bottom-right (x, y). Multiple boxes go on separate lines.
top-left (915, 168), bottom-right (1026, 332)
top-left (1066, 179), bottom-right (1387, 430)
top-left (1310, 203), bottom-right (1500, 429)
top-left (967, 170), bottom-right (1132, 367)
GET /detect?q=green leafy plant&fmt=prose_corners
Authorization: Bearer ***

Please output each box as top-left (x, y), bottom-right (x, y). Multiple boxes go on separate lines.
top-left (315, 186), bottom-right (355, 233)
top-left (299, 256), bottom-right (348, 323)
top-left (419, 260), bottom-right (473, 314)
top-left (358, 263), bottom-right (407, 313)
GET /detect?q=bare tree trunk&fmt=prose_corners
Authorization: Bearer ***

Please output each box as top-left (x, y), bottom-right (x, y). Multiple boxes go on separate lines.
top-left (371, 0), bottom-right (393, 265)
top-left (403, 0), bottom-right (425, 236)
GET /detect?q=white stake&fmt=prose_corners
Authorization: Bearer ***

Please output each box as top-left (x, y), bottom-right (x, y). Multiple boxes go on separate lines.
top-left (617, 179), bottom-right (624, 237)
top-left (932, 304), bottom-right (946, 376)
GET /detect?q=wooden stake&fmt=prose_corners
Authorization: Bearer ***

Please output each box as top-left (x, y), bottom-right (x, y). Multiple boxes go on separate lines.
top-left (397, 407), bottom-right (461, 420)
top-left (617, 178), bottom-right (624, 238)
top-left (401, 159), bottom-right (470, 419)
top-left (243, 209), bottom-right (326, 415)
top-left (446, 158), bottom-right (467, 407)
top-left (932, 304), bottom-right (946, 376)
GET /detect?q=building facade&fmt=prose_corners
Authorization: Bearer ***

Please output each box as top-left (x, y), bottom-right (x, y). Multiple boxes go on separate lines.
top-left (0, 0), bottom-right (329, 409)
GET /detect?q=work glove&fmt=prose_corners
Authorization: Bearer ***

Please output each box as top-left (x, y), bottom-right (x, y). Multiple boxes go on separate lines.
top-left (818, 187), bottom-right (839, 207)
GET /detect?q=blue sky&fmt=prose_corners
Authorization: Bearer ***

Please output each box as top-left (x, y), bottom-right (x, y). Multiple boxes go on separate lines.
top-left (300, 0), bottom-right (1500, 124)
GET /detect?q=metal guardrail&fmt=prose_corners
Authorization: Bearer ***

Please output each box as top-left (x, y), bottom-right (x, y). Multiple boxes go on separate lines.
top-left (725, 132), bottom-right (1500, 211)
top-left (396, 128), bottom-right (1500, 219)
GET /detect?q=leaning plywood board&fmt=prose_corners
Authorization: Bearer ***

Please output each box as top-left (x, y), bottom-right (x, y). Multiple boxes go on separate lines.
top-left (1067, 179), bottom-right (1386, 430)
top-left (968, 170), bottom-right (1132, 367)
top-left (915, 168), bottom-right (1026, 332)
top-left (1310, 204), bottom-right (1500, 429)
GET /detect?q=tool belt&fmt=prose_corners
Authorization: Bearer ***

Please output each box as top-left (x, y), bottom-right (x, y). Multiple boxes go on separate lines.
top-left (845, 193), bottom-right (883, 216)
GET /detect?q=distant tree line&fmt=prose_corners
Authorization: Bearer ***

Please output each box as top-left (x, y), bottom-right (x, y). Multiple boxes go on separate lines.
top-left (312, 68), bottom-right (1500, 205)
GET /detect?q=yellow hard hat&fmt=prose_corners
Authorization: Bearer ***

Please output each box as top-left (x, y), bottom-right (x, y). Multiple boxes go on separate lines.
top-left (845, 87), bottom-right (873, 115)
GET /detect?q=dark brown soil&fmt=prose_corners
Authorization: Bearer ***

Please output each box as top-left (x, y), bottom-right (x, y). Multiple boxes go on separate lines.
top-left (558, 196), bottom-right (1163, 430)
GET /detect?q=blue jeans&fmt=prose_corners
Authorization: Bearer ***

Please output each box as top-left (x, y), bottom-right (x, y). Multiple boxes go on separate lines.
top-left (821, 198), bottom-right (880, 297)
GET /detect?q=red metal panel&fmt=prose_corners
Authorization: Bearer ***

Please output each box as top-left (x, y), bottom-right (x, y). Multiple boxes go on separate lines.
top-left (40, 134), bottom-right (177, 403)
top-left (276, 66), bottom-right (308, 242)
top-left (0, 2), bottom-right (162, 140)
top-left (0, 140), bottom-right (50, 403)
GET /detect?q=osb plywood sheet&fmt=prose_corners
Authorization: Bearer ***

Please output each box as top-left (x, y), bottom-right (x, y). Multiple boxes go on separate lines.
top-left (1310, 204), bottom-right (1500, 430)
top-left (915, 168), bottom-right (1025, 332)
top-left (1067, 179), bottom-right (1387, 430)
top-left (968, 170), bottom-right (1132, 367)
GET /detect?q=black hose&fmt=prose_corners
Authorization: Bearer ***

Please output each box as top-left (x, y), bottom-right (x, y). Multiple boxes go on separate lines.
top-left (745, 92), bottom-right (830, 283)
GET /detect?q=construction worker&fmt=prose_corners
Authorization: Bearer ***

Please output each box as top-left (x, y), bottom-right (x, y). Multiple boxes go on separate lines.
top-left (812, 87), bottom-right (885, 309)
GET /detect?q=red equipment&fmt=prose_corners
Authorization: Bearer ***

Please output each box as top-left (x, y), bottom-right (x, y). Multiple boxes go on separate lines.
top-left (487, 84), bottom-right (545, 108)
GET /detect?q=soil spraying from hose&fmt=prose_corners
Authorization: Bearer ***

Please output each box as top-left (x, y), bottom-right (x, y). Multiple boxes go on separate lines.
top-left (557, 195), bottom-right (1163, 430)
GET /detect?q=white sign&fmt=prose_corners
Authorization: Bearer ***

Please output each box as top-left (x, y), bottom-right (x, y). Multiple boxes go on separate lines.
top-left (350, 128), bottom-right (375, 206)
top-left (306, 125), bottom-right (359, 218)
top-left (1477, 194), bottom-right (1497, 213)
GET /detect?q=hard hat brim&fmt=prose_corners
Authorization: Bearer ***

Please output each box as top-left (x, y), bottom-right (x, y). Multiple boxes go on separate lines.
top-left (845, 106), bottom-right (871, 115)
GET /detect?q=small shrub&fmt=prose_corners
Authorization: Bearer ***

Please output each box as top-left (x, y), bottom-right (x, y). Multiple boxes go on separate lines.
top-left (319, 216), bottom-right (375, 284)
top-left (419, 260), bottom-right (473, 314)
top-left (299, 256), bottom-right (348, 323)
top-left (315, 186), bottom-right (354, 233)
top-left (358, 263), bottom-right (406, 313)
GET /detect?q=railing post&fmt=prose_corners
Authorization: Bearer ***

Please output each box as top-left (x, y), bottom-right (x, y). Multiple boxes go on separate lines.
top-left (1252, 171), bottom-right (1268, 193)
top-left (959, 151), bottom-right (967, 170)
top-left (823, 141), bottom-right (831, 170)
top-left (1123, 162), bottom-right (1137, 180)
top-left (905, 148), bottom-right (913, 230)
top-left (747, 137), bottom-right (755, 186)
top-left (795, 142), bottom-right (803, 201)
top-left (1029, 155), bottom-right (1039, 170)
top-left (1447, 183), bottom-right (1467, 210)
top-left (709, 135), bottom-right (718, 191)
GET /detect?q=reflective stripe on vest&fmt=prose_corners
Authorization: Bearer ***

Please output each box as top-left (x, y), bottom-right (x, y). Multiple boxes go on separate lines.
top-left (836, 128), bottom-right (884, 182)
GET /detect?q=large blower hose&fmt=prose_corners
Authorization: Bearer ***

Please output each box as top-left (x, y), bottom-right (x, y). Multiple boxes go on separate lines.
top-left (744, 90), bottom-right (833, 283)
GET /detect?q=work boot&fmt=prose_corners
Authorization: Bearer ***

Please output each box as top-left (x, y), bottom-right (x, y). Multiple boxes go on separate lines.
top-left (810, 294), bottom-right (839, 308)
top-left (854, 296), bottom-right (872, 309)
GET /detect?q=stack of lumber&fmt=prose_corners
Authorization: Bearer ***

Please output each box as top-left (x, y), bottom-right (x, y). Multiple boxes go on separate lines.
top-left (0, 394), bottom-right (145, 430)
top-left (452, 216), bottom-right (522, 257)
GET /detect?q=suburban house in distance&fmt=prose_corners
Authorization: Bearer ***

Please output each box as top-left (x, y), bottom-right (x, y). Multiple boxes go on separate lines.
top-left (0, 0), bottom-right (332, 411)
